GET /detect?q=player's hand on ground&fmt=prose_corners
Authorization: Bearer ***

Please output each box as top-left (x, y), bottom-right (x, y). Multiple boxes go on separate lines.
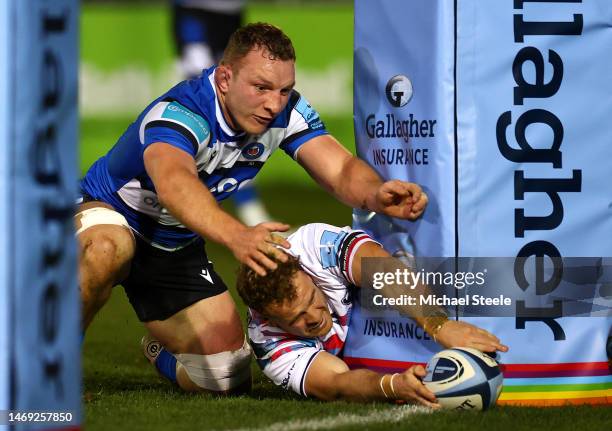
top-left (394, 365), bottom-right (440, 408)
top-left (374, 180), bottom-right (428, 220)
top-left (435, 320), bottom-right (509, 353)
top-left (229, 222), bottom-right (291, 276)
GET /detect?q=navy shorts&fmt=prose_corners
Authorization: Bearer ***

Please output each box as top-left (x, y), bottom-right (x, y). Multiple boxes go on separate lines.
top-left (122, 235), bottom-right (228, 322)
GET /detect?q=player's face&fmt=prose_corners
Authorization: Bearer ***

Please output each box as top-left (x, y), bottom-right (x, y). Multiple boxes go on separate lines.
top-left (219, 48), bottom-right (295, 135)
top-left (264, 271), bottom-right (333, 338)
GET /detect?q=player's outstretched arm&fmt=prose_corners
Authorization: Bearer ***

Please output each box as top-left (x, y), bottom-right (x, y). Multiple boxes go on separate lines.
top-left (144, 142), bottom-right (290, 275)
top-left (296, 135), bottom-right (428, 220)
top-left (304, 351), bottom-right (439, 407)
top-left (350, 241), bottom-right (508, 353)
top-left (433, 320), bottom-right (508, 353)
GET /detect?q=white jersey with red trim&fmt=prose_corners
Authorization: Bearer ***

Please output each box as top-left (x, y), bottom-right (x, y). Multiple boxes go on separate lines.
top-left (247, 223), bottom-right (377, 396)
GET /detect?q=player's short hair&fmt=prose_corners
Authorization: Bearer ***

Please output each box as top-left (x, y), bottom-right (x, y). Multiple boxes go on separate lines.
top-left (236, 254), bottom-right (301, 313)
top-left (221, 22), bottom-right (296, 66)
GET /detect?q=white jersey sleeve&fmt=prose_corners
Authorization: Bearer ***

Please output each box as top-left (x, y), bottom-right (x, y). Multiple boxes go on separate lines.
top-left (248, 311), bottom-right (324, 396)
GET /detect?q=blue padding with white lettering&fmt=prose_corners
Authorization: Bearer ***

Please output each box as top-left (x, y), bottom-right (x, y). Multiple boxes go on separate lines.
top-left (347, 0), bottom-right (612, 374)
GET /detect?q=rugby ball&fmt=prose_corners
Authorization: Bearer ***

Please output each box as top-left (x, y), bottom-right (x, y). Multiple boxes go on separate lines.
top-left (423, 348), bottom-right (503, 411)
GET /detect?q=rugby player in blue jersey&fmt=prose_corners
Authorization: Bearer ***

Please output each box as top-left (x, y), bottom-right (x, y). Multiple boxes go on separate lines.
top-left (76, 23), bottom-right (428, 393)
top-left (171, 0), bottom-right (274, 226)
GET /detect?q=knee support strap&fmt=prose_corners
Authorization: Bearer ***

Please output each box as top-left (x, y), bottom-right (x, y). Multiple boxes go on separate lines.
top-left (175, 338), bottom-right (252, 392)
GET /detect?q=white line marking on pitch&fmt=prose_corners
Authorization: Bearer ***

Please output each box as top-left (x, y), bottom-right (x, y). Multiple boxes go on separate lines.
top-left (224, 405), bottom-right (432, 431)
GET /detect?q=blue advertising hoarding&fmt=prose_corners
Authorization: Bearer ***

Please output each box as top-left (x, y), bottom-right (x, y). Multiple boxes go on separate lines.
top-left (1, 1), bottom-right (81, 428)
top-left (0, 0), bottom-right (10, 415)
top-left (347, 0), bottom-right (611, 405)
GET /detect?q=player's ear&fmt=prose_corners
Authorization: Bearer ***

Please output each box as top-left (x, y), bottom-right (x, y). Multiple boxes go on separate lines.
top-left (215, 64), bottom-right (233, 93)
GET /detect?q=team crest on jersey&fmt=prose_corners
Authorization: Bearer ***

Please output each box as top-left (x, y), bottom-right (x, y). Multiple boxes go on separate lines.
top-left (242, 143), bottom-right (265, 160)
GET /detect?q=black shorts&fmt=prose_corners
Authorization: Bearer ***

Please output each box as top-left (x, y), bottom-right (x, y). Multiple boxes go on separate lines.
top-left (122, 235), bottom-right (227, 322)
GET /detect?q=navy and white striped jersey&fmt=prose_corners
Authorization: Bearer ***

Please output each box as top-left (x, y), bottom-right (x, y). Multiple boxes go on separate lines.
top-left (80, 67), bottom-right (328, 249)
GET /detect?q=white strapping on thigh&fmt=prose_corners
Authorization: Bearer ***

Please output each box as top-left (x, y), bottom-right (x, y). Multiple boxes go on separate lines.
top-left (76, 207), bottom-right (131, 235)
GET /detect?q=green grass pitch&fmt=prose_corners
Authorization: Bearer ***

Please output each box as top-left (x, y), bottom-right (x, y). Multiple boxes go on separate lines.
top-left (81, 116), bottom-right (610, 431)
top-left (80, 2), bottom-right (609, 430)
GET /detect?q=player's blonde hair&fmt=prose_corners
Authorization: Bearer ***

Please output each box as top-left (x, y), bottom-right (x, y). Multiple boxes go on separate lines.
top-left (236, 254), bottom-right (301, 313)
top-left (221, 22), bottom-right (296, 66)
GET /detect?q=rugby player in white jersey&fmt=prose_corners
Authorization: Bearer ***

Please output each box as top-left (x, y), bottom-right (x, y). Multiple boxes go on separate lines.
top-left (236, 224), bottom-right (508, 405)
top-left (76, 23), bottom-right (428, 394)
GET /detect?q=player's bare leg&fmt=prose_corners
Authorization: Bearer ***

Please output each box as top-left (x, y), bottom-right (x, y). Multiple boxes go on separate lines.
top-left (76, 201), bottom-right (135, 330)
top-left (143, 291), bottom-right (250, 394)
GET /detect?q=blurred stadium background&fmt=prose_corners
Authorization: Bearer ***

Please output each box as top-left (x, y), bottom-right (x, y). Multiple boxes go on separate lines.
top-left (81, 0), bottom-right (355, 186)
top-left (80, 1), bottom-right (610, 430)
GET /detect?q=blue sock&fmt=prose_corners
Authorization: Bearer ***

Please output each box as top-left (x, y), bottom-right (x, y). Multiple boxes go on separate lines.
top-left (155, 349), bottom-right (178, 383)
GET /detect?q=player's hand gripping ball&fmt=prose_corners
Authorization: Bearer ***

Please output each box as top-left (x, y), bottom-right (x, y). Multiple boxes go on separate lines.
top-left (423, 348), bottom-right (503, 411)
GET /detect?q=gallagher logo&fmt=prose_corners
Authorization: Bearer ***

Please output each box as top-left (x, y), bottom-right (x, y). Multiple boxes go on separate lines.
top-left (242, 143), bottom-right (264, 160)
top-left (385, 75), bottom-right (413, 107)
top-left (365, 73), bottom-right (434, 166)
